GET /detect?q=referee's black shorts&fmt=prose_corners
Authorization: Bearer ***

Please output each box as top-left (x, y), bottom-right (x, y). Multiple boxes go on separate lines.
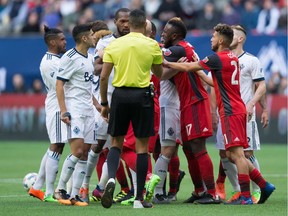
top-left (108, 87), bottom-right (154, 138)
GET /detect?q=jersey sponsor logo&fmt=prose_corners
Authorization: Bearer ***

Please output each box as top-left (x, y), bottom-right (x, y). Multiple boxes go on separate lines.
top-left (73, 126), bottom-right (80, 135)
top-left (202, 57), bottom-right (209, 63)
top-left (84, 72), bottom-right (93, 82)
top-left (163, 48), bottom-right (172, 56)
top-left (167, 127), bottom-right (175, 136)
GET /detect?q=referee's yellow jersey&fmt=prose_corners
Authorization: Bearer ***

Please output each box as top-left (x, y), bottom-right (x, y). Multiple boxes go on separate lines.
top-left (103, 32), bottom-right (163, 88)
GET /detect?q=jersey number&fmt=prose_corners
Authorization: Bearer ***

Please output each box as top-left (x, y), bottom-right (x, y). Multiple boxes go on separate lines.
top-left (186, 124), bottom-right (192, 136)
top-left (231, 60), bottom-right (239, 85)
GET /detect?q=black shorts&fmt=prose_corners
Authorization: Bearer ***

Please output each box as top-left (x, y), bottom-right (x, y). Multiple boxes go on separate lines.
top-left (108, 87), bottom-right (154, 138)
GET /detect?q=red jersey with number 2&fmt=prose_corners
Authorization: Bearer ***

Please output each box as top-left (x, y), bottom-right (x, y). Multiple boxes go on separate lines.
top-left (199, 50), bottom-right (246, 118)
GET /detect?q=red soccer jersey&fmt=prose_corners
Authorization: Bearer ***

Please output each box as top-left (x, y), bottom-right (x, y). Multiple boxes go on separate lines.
top-left (199, 50), bottom-right (246, 117)
top-left (163, 40), bottom-right (208, 110)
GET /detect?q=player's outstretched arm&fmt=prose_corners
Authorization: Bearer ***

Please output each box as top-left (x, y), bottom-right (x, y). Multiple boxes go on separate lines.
top-left (151, 63), bottom-right (163, 79)
top-left (195, 70), bottom-right (214, 87)
top-left (164, 59), bottom-right (202, 72)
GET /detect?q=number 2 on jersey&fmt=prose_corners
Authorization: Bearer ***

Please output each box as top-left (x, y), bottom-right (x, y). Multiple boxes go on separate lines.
top-left (231, 60), bottom-right (239, 85)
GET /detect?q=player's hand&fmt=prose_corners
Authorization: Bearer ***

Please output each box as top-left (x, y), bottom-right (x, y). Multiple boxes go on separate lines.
top-left (246, 101), bottom-right (254, 122)
top-left (261, 110), bottom-right (269, 128)
top-left (177, 57), bottom-right (187, 63)
top-left (95, 103), bottom-right (102, 113)
top-left (192, 53), bottom-right (199, 62)
top-left (211, 112), bottom-right (218, 133)
top-left (61, 111), bottom-right (71, 125)
top-left (163, 59), bottom-right (169, 68)
top-left (101, 106), bottom-right (110, 123)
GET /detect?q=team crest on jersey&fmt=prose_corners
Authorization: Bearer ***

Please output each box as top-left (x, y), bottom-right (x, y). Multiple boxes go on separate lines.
top-left (227, 52), bottom-right (235, 58)
top-left (163, 48), bottom-right (172, 56)
top-left (73, 126), bottom-right (80, 135)
top-left (202, 57), bottom-right (209, 63)
top-left (167, 127), bottom-right (174, 136)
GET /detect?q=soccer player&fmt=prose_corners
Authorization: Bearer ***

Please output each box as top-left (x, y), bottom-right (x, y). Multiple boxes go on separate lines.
top-left (100, 9), bottom-right (163, 209)
top-left (90, 8), bottom-right (132, 202)
top-left (164, 23), bottom-right (275, 205)
top-left (28, 25), bottom-right (67, 202)
top-left (214, 25), bottom-right (269, 204)
top-left (160, 17), bottom-right (219, 204)
top-left (54, 22), bottom-right (97, 206)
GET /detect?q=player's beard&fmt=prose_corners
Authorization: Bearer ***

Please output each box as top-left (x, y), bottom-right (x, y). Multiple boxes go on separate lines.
top-left (212, 43), bottom-right (218, 52)
top-left (118, 26), bottom-right (129, 36)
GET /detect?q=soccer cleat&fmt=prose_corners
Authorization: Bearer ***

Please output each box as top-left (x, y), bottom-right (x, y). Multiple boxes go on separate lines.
top-left (113, 190), bottom-right (127, 202)
top-left (225, 196), bottom-right (253, 205)
top-left (91, 185), bottom-right (104, 201)
top-left (194, 193), bottom-right (222, 204)
top-left (167, 192), bottom-right (177, 201)
top-left (176, 170), bottom-right (186, 192)
top-left (152, 194), bottom-right (170, 204)
top-left (226, 191), bottom-right (241, 203)
top-left (70, 195), bottom-right (88, 206)
top-left (258, 182), bottom-right (275, 204)
top-left (133, 199), bottom-right (153, 208)
top-left (79, 187), bottom-right (89, 203)
top-left (101, 178), bottom-right (115, 208)
top-left (44, 195), bottom-right (58, 203)
top-left (115, 189), bottom-right (134, 203)
top-left (145, 174), bottom-right (161, 202)
top-left (215, 182), bottom-right (226, 200)
top-left (53, 189), bottom-right (70, 200)
top-left (121, 196), bottom-right (135, 206)
top-left (183, 192), bottom-right (204, 203)
top-left (251, 191), bottom-right (261, 204)
top-left (29, 187), bottom-right (45, 201)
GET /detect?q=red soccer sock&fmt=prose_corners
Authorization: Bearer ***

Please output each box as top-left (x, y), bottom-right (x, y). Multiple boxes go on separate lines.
top-left (168, 155), bottom-right (180, 194)
top-left (216, 160), bottom-right (226, 184)
top-left (238, 174), bottom-right (251, 198)
top-left (249, 168), bottom-right (266, 188)
top-left (96, 151), bottom-right (106, 181)
top-left (194, 150), bottom-right (216, 197)
top-left (121, 146), bottom-right (137, 171)
top-left (183, 148), bottom-right (204, 194)
top-left (116, 160), bottom-right (130, 193)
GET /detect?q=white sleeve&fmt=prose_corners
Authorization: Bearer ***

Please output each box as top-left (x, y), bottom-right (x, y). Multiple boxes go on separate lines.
top-left (251, 57), bottom-right (265, 81)
top-left (57, 55), bottom-right (75, 81)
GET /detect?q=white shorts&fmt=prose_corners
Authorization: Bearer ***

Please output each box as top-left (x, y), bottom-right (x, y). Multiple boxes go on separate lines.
top-left (95, 107), bottom-right (109, 140)
top-left (67, 114), bottom-right (97, 144)
top-left (46, 111), bottom-right (67, 144)
top-left (215, 120), bottom-right (260, 151)
top-left (159, 106), bottom-right (181, 146)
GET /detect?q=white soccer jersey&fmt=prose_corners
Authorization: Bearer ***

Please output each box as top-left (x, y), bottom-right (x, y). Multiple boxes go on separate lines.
top-left (159, 80), bottom-right (180, 108)
top-left (40, 52), bottom-right (61, 113)
top-left (57, 48), bottom-right (94, 116)
top-left (239, 52), bottom-right (265, 119)
top-left (94, 34), bottom-right (116, 96)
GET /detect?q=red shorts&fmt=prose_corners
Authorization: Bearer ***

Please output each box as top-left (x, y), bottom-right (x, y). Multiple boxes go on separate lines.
top-left (180, 99), bottom-right (212, 142)
top-left (220, 113), bottom-right (249, 150)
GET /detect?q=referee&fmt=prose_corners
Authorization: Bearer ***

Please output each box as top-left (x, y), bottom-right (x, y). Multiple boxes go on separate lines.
top-left (100, 9), bottom-right (163, 209)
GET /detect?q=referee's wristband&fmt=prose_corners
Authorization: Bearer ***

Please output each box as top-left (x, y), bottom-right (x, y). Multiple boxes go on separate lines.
top-left (100, 101), bottom-right (108, 106)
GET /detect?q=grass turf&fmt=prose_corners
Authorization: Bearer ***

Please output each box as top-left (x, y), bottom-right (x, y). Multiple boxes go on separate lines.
top-left (0, 141), bottom-right (287, 216)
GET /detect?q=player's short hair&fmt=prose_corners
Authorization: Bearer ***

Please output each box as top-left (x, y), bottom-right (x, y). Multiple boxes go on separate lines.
top-left (167, 17), bottom-right (187, 39)
top-left (92, 20), bottom-right (109, 33)
top-left (231, 25), bottom-right (247, 35)
top-left (72, 22), bottom-right (93, 43)
top-left (214, 23), bottom-right (234, 46)
top-left (43, 25), bottom-right (63, 45)
top-left (151, 21), bottom-right (157, 35)
top-left (115, 8), bottom-right (130, 20)
top-left (129, 9), bottom-right (146, 29)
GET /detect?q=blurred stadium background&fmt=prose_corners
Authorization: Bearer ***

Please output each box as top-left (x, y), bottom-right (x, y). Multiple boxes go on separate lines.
top-left (0, 0), bottom-right (287, 144)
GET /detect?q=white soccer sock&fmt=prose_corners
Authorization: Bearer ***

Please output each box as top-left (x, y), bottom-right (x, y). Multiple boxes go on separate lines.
top-left (82, 150), bottom-right (99, 189)
top-left (249, 155), bottom-right (261, 192)
top-left (71, 160), bottom-right (87, 198)
top-left (129, 168), bottom-right (137, 197)
top-left (66, 176), bottom-right (73, 195)
top-left (221, 157), bottom-right (240, 192)
top-left (56, 154), bottom-right (79, 191)
top-left (45, 149), bottom-right (61, 196)
top-left (97, 160), bottom-right (108, 190)
top-left (154, 154), bottom-right (170, 195)
top-left (33, 149), bottom-right (48, 190)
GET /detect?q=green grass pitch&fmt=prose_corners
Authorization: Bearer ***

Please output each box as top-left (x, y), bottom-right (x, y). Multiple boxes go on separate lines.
top-left (0, 141), bottom-right (287, 216)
